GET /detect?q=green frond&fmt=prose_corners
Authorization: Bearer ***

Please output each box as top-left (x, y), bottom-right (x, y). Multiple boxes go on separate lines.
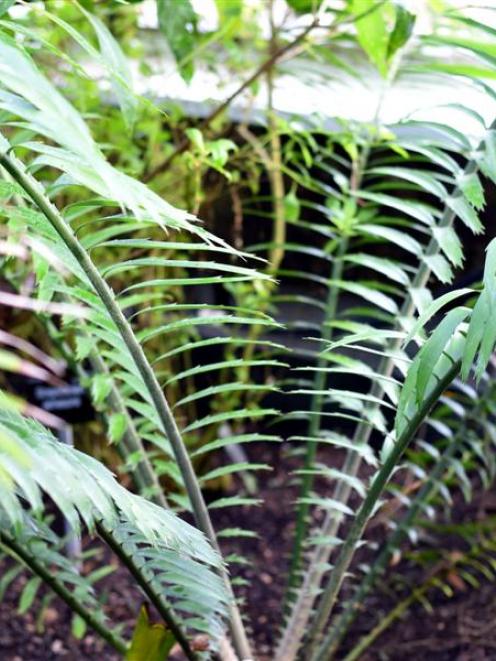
top-left (276, 13), bottom-right (496, 653)
top-left (0, 35), bottom-right (207, 239)
top-left (0, 398), bottom-right (230, 649)
top-left (0, 396), bottom-right (212, 559)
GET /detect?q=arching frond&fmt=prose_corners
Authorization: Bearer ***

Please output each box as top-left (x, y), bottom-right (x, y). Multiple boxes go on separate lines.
top-left (275, 8), bottom-right (496, 658)
top-left (0, 397), bottom-right (229, 653)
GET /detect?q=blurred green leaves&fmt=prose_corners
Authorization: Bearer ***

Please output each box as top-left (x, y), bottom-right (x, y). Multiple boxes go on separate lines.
top-left (287, 0), bottom-right (320, 14)
top-left (351, 0), bottom-right (415, 77)
top-left (0, 1), bottom-right (14, 18)
top-left (157, 0), bottom-right (198, 82)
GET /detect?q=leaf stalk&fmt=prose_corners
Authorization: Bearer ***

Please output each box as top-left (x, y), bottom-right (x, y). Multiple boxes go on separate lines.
top-left (0, 530), bottom-right (128, 655)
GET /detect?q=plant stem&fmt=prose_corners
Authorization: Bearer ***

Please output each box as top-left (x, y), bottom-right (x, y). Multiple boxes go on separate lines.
top-left (96, 522), bottom-right (197, 661)
top-left (285, 236), bottom-right (348, 598)
top-left (309, 359), bottom-right (461, 661)
top-left (240, 0), bottom-right (286, 371)
top-left (0, 149), bottom-right (252, 661)
top-left (266, 0), bottom-right (286, 279)
top-left (0, 530), bottom-right (128, 655)
top-left (326, 424), bottom-right (466, 655)
top-left (324, 379), bottom-right (494, 657)
top-left (90, 351), bottom-right (168, 508)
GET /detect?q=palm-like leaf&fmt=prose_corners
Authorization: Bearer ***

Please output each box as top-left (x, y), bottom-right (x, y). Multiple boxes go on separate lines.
top-left (0, 29), bottom-right (279, 519)
top-left (0, 397), bottom-right (228, 653)
top-left (274, 7), bottom-right (496, 658)
top-left (0, 24), bottom-right (271, 657)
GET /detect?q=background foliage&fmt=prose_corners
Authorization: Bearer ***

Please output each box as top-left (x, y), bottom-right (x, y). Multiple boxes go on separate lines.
top-left (1, 1), bottom-right (496, 660)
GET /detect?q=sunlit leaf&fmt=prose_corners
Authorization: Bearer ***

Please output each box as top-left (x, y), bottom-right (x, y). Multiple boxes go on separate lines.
top-left (126, 605), bottom-right (175, 661)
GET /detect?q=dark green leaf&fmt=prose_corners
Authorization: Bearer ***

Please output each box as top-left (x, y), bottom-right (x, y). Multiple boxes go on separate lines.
top-left (387, 5), bottom-right (415, 60)
top-left (157, 0), bottom-right (198, 82)
top-left (286, 0), bottom-right (319, 13)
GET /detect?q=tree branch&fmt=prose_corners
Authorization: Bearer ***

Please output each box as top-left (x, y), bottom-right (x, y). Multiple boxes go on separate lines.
top-left (143, 17), bottom-right (320, 182)
top-left (143, 2), bottom-right (389, 183)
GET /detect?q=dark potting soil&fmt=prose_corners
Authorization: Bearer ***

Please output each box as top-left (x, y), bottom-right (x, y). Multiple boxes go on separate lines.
top-left (1, 441), bottom-right (496, 660)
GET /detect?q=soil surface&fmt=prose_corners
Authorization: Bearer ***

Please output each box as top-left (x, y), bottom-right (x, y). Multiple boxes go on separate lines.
top-left (1, 442), bottom-right (496, 661)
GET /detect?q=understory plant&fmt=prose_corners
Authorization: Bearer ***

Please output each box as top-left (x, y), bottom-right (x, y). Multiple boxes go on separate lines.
top-left (1, 1), bottom-right (496, 660)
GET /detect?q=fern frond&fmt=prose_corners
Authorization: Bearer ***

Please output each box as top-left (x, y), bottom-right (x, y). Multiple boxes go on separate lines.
top-left (305, 239), bottom-right (496, 658)
top-left (0, 33), bottom-right (209, 239)
top-left (0, 30), bottom-right (273, 655)
top-left (0, 398), bottom-right (229, 653)
top-left (0, 30), bottom-right (279, 510)
top-left (325, 370), bottom-right (496, 657)
top-left (276, 11), bottom-right (496, 655)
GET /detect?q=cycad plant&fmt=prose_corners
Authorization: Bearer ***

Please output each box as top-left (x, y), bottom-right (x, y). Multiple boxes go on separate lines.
top-left (2, 1), bottom-right (496, 660)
